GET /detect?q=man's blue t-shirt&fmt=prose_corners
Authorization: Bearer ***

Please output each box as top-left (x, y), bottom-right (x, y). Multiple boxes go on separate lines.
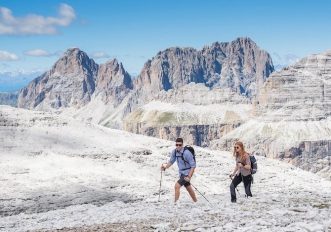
top-left (169, 147), bottom-right (196, 177)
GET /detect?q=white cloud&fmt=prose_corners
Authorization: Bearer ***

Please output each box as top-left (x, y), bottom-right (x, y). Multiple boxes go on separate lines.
top-left (24, 49), bottom-right (53, 57)
top-left (0, 50), bottom-right (18, 61)
top-left (90, 51), bottom-right (110, 59)
top-left (0, 4), bottom-right (76, 35)
top-left (0, 69), bottom-right (44, 77)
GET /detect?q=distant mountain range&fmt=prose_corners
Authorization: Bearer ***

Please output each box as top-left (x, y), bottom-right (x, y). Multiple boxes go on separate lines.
top-left (17, 37), bottom-right (274, 110)
top-left (0, 92), bottom-right (18, 107)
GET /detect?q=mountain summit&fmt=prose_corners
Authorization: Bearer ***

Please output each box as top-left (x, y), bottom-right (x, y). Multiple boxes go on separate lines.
top-left (17, 49), bottom-right (131, 109)
top-left (135, 37), bottom-right (274, 97)
top-left (18, 48), bottom-right (98, 109)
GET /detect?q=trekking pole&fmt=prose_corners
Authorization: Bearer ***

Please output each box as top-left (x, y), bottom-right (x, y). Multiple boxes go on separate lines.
top-left (190, 183), bottom-right (212, 206)
top-left (158, 170), bottom-right (163, 202)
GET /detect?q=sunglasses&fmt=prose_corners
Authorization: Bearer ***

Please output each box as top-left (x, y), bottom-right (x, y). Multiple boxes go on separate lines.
top-left (234, 146), bottom-right (240, 149)
top-left (175, 144), bottom-right (183, 147)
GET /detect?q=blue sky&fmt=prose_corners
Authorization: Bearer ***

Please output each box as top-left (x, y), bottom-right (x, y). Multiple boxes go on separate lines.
top-left (0, 0), bottom-right (331, 91)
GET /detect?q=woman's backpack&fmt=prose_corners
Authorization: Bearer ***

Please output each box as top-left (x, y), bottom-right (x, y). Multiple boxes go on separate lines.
top-left (250, 155), bottom-right (257, 174)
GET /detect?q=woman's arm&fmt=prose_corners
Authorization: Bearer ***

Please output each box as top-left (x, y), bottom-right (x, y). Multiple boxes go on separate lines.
top-left (242, 154), bottom-right (251, 170)
top-left (231, 164), bottom-right (239, 176)
top-left (242, 163), bottom-right (251, 170)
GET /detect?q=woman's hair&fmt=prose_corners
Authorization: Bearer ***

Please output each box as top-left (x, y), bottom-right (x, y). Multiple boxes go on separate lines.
top-left (233, 141), bottom-right (246, 161)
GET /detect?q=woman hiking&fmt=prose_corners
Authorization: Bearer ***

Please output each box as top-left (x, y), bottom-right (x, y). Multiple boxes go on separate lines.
top-left (229, 141), bottom-right (253, 203)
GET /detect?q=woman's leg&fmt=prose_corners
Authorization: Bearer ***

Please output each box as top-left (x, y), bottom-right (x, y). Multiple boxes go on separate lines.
top-left (230, 174), bottom-right (242, 202)
top-left (243, 175), bottom-right (253, 197)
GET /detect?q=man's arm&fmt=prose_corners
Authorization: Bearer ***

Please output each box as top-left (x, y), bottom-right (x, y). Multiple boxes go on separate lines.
top-left (161, 162), bottom-right (173, 171)
top-left (184, 150), bottom-right (196, 181)
top-left (184, 167), bottom-right (195, 182)
top-left (188, 167), bottom-right (195, 179)
top-left (161, 150), bottom-right (176, 171)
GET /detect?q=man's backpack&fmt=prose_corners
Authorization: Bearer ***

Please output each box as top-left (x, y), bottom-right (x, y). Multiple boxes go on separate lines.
top-left (249, 155), bottom-right (257, 174)
top-left (175, 145), bottom-right (196, 167)
top-left (183, 145), bottom-right (196, 162)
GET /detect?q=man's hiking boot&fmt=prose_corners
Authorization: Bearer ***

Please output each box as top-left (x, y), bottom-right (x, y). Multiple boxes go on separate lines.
top-left (231, 198), bottom-right (236, 203)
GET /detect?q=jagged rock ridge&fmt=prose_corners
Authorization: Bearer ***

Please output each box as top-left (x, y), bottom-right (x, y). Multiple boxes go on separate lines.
top-left (135, 37), bottom-right (274, 99)
top-left (17, 48), bottom-right (132, 110)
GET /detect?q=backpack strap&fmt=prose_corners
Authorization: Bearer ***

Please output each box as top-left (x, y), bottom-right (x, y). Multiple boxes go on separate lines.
top-left (175, 148), bottom-right (190, 170)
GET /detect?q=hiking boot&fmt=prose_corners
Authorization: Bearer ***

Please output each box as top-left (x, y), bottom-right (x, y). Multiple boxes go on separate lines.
top-left (231, 198), bottom-right (237, 203)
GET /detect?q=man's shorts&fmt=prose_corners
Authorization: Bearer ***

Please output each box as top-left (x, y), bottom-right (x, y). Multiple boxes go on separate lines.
top-left (177, 175), bottom-right (191, 187)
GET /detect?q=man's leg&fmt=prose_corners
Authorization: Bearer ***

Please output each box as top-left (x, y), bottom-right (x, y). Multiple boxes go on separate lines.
top-left (175, 182), bottom-right (181, 202)
top-left (185, 185), bottom-right (197, 202)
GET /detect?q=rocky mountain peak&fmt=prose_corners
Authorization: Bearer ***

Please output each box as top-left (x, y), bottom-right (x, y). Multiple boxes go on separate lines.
top-left (50, 48), bottom-right (98, 77)
top-left (18, 48), bottom-right (99, 109)
top-left (234, 36), bottom-right (257, 46)
top-left (101, 59), bottom-right (127, 76)
top-left (64, 47), bottom-right (83, 56)
top-left (96, 58), bottom-right (133, 97)
top-left (17, 47), bottom-right (135, 110)
top-left (106, 58), bottom-right (120, 67)
top-left (135, 37), bottom-right (274, 98)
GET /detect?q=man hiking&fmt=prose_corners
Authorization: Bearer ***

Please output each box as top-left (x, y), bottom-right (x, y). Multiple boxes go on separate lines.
top-left (161, 138), bottom-right (197, 204)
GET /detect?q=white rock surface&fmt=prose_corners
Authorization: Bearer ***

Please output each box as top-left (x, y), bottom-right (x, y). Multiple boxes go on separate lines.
top-left (0, 106), bottom-right (330, 232)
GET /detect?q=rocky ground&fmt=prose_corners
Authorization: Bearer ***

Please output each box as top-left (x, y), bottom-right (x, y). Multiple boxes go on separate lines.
top-left (1, 106), bottom-right (331, 232)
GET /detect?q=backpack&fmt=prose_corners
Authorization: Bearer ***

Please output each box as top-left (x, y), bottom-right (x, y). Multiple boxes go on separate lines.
top-left (183, 145), bottom-right (196, 162)
top-left (175, 145), bottom-right (196, 168)
top-left (249, 154), bottom-right (257, 174)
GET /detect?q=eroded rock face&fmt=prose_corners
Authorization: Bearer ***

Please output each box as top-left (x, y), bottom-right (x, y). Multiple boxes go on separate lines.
top-left (17, 49), bottom-right (133, 110)
top-left (210, 51), bottom-right (331, 178)
top-left (120, 38), bottom-right (273, 144)
top-left (96, 59), bottom-right (133, 105)
top-left (285, 140), bottom-right (331, 178)
top-left (125, 123), bottom-right (241, 147)
top-left (18, 48), bottom-right (98, 109)
top-left (135, 37), bottom-right (274, 99)
top-left (123, 84), bottom-right (253, 146)
top-left (256, 50), bottom-right (331, 120)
